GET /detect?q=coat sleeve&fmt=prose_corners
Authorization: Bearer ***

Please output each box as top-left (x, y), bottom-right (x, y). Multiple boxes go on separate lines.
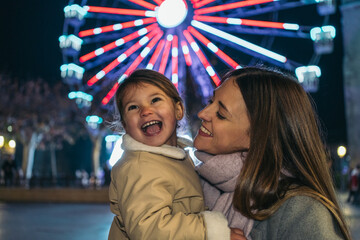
top-left (273, 196), bottom-right (344, 240)
top-left (113, 154), bottom-right (230, 240)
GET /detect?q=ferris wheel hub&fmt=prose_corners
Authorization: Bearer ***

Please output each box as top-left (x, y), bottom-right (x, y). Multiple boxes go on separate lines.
top-left (156, 0), bottom-right (188, 28)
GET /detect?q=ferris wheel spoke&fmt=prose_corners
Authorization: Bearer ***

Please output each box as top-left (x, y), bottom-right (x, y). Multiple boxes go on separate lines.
top-left (194, 15), bottom-right (300, 31)
top-left (79, 18), bottom-right (157, 37)
top-left (87, 28), bottom-right (160, 86)
top-left (224, 1), bottom-right (314, 19)
top-left (84, 6), bottom-right (156, 17)
top-left (80, 23), bottom-right (158, 63)
top-left (180, 40), bottom-right (193, 66)
top-left (191, 20), bottom-right (287, 64)
top-left (100, 31), bottom-right (164, 105)
top-left (158, 35), bottom-right (173, 74)
top-left (146, 39), bottom-right (166, 70)
top-left (152, 0), bottom-right (164, 6)
top-left (127, 0), bottom-right (158, 10)
top-left (193, 0), bottom-right (216, 9)
top-left (183, 29), bottom-right (221, 87)
top-left (101, 82), bottom-right (120, 105)
top-left (171, 35), bottom-right (179, 88)
top-left (188, 26), bottom-right (241, 69)
top-left (119, 31), bottom-right (164, 81)
top-left (194, 0), bottom-right (275, 15)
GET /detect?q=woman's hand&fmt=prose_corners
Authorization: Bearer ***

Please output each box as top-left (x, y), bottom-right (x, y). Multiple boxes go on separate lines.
top-left (230, 228), bottom-right (247, 240)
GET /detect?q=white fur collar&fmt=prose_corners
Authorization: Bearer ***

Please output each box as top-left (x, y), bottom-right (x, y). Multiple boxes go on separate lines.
top-left (122, 134), bottom-right (186, 160)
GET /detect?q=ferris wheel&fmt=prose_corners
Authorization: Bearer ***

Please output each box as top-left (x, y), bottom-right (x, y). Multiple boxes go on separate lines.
top-left (60, 0), bottom-right (336, 113)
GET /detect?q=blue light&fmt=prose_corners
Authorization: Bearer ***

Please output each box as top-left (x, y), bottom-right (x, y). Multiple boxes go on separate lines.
top-left (86, 115), bottom-right (103, 124)
top-left (68, 91), bottom-right (93, 102)
top-left (105, 135), bottom-right (121, 142)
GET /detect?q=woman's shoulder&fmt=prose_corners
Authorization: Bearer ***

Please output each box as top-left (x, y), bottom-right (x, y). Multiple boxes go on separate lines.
top-left (252, 195), bottom-right (344, 240)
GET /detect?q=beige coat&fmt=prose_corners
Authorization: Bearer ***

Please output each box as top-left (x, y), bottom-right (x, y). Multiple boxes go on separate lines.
top-left (108, 135), bottom-right (230, 240)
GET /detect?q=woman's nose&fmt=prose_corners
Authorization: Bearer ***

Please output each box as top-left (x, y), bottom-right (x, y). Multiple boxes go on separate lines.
top-left (198, 105), bottom-right (211, 121)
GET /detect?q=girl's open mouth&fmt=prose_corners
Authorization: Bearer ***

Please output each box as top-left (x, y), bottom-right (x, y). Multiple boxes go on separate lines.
top-left (141, 120), bottom-right (163, 136)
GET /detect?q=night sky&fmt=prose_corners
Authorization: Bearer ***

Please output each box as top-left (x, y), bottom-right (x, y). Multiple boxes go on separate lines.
top-left (0, 0), bottom-right (347, 145)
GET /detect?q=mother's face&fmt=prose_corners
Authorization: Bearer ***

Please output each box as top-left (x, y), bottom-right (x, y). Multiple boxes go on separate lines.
top-left (194, 77), bottom-right (250, 155)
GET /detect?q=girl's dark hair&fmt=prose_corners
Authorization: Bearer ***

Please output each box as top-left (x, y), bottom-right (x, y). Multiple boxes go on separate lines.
top-left (115, 69), bottom-right (183, 122)
top-left (229, 67), bottom-right (350, 240)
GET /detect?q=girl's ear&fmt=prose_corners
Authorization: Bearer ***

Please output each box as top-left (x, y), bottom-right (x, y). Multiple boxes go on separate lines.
top-left (121, 120), bottom-right (126, 128)
top-left (175, 102), bottom-right (184, 120)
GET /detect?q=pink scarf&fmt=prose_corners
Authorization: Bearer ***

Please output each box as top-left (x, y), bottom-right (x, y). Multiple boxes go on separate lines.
top-left (195, 151), bottom-right (253, 239)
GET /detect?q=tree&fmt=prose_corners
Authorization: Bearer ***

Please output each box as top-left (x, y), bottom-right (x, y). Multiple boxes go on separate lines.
top-left (0, 74), bottom-right (84, 184)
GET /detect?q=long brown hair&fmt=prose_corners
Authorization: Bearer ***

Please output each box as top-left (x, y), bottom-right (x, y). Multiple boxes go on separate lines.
top-left (230, 67), bottom-right (351, 239)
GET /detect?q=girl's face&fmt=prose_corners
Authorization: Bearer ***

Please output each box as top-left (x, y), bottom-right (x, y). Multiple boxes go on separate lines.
top-left (194, 77), bottom-right (250, 154)
top-left (121, 83), bottom-right (183, 147)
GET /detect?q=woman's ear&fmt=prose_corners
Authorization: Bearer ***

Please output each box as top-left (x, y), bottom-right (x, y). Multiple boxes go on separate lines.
top-left (175, 102), bottom-right (184, 120)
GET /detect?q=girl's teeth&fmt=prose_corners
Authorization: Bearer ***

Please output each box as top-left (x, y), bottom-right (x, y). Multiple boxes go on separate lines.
top-left (200, 126), bottom-right (213, 136)
top-left (142, 121), bottom-right (159, 128)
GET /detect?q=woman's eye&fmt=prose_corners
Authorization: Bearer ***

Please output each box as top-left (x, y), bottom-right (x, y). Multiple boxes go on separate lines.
top-left (216, 112), bottom-right (226, 120)
top-left (127, 105), bottom-right (138, 111)
top-left (151, 97), bottom-right (161, 103)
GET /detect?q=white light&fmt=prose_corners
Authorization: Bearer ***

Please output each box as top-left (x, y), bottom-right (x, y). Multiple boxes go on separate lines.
top-left (113, 24), bottom-right (122, 30)
top-left (146, 63), bottom-right (154, 69)
top-left (0, 136), bottom-right (4, 148)
top-left (145, 11), bottom-right (156, 17)
top-left (134, 20), bottom-right (143, 26)
top-left (93, 28), bottom-right (102, 34)
top-left (191, 20), bottom-right (287, 63)
top-left (95, 48), bottom-right (104, 56)
top-left (141, 47), bottom-right (151, 57)
top-left (138, 28), bottom-right (148, 36)
top-left (8, 140), bottom-right (16, 149)
top-left (172, 48), bottom-right (178, 57)
top-left (96, 71), bottom-right (105, 79)
top-left (139, 36), bottom-right (149, 45)
top-left (167, 34), bottom-right (174, 41)
top-left (156, 0), bottom-right (188, 28)
top-left (190, 42), bottom-right (199, 52)
top-left (172, 74), bottom-right (178, 84)
top-left (117, 54), bottom-right (127, 62)
top-left (283, 23), bottom-right (300, 30)
top-left (109, 137), bottom-right (124, 167)
top-left (207, 42), bottom-right (218, 52)
top-left (227, 18), bottom-right (242, 25)
top-left (115, 39), bottom-right (125, 46)
top-left (182, 45), bottom-right (189, 54)
top-left (206, 66), bottom-right (215, 76)
top-left (118, 74), bottom-right (128, 83)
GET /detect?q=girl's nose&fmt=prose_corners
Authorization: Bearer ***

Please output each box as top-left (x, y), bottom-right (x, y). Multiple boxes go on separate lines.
top-left (140, 106), bottom-right (153, 117)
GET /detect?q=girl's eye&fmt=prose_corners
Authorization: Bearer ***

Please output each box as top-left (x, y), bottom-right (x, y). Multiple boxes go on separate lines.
top-left (216, 112), bottom-right (226, 120)
top-left (151, 97), bottom-right (161, 103)
top-left (127, 105), bottom-right (138, 111)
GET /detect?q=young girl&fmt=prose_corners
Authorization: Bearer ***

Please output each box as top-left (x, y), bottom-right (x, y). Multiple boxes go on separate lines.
top-left (108, 69), bottom-right (231, 240)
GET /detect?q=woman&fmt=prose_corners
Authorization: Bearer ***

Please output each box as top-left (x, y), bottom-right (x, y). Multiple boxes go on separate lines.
top-left (194, 67), bottom-right (351, 239)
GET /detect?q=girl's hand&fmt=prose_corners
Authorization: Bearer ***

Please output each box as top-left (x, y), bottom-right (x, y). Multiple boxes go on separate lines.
top-left (230, 228), bottom-right (247, 240)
